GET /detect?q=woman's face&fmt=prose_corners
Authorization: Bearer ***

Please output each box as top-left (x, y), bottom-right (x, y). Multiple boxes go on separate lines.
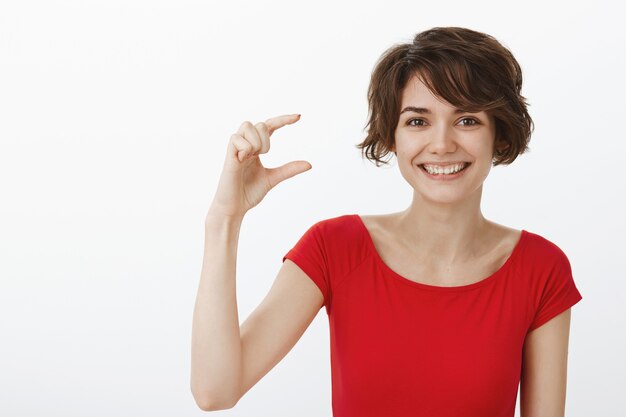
top-left (392, 74), bottom-right (500, 205)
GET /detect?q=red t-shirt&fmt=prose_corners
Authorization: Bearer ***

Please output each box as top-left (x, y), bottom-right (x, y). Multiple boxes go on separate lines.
top-left (282, 214), bottom-right (583, 417)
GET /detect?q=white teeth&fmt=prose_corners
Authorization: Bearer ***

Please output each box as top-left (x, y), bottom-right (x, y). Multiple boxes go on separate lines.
top-left (422, 163), bottom-right (467, 175)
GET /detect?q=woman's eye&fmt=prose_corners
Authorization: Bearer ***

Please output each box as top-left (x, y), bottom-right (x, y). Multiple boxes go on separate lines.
top-left (459, 118), bottom-right (479, 126)
top-left (407, 118), bottom-right (425, 127)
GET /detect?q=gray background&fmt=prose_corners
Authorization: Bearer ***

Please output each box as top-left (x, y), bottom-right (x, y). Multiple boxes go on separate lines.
top-left (1, 0), bottom-right (623, 415)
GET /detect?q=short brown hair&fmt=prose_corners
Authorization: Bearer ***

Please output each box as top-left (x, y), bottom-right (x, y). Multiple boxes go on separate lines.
top-left (356, 27), bottom-right (534, 167)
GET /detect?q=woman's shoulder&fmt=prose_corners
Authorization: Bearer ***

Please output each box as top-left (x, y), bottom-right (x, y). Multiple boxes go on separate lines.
top-left (306, 213), bottom-right (376, 252)
top-left (311, 213), bottom-right (361, 233)
top-left (300, 214), bottom-right (371, 275)
top-left (482, 220), bottom-right (523, 251)
top-left (519, 228), bottom-right (571, 263)
top-left (318, 212), bottom-right (398, 243)
top-left (483, 221), bottom-right (570, 263)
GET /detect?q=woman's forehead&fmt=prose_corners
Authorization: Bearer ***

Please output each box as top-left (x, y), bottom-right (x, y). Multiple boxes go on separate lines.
top-left (400, 75), bottom-right (491, 118)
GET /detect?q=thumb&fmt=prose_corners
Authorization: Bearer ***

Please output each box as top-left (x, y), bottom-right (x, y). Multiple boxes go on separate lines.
top-left (266, 161), bottom-right (312, 188)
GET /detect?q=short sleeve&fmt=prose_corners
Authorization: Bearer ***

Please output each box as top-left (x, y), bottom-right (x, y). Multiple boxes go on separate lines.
top-left (528, 247), bottom-right (583, 332)
top-left (282, 222), bottom-right (330, 311)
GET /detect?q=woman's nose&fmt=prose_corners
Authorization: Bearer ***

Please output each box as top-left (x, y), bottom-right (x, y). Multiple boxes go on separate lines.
top-left (426, 124), bottom-right (458, 154)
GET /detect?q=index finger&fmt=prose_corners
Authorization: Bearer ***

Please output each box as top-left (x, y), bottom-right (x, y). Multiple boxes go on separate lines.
top-left (264, 114), bottom-right (301, 135)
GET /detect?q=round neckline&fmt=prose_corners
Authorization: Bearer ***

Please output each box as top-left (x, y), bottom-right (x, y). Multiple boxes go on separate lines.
top-left (352, 214), bottom-right (527, 292)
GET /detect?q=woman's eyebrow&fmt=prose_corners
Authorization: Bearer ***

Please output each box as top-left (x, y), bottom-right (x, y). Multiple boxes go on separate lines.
top-left (400, 106), bottom-right (468, 115)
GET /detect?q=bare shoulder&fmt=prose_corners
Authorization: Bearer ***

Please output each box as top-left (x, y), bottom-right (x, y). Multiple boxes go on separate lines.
top-left (484, 220), bottom-right (523, 250)
top-left (491, 220), bottom-right (522, 238)
top-left (358, 212), bottom-right (401, 237)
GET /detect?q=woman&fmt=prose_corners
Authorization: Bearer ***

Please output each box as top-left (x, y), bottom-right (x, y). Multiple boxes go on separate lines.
top-left (191, 27), bottom-right (583, 416)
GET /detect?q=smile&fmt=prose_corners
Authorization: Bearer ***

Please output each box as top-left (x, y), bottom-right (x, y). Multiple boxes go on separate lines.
top-left (418, 162), bottom-right (471, 180)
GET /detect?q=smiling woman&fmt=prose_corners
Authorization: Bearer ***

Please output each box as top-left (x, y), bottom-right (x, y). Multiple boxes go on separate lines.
top-left (193, 26), bottom-right (582, 417)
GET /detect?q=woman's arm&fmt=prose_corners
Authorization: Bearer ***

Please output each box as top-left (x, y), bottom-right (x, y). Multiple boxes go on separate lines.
top-left (520, 308), bottom-right (573, 417)
top-left (190, 212), bottom-right (244, 411)
top-left (190, 113), bottom-right (309, 411)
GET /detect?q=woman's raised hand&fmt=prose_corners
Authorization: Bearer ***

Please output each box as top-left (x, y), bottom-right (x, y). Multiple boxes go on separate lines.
top-left (208, 114), bottom-right (312, 219)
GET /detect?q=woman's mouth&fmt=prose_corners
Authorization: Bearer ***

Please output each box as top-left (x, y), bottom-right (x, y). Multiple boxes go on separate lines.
top-left (418, 162), bottom-right (471, 181)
